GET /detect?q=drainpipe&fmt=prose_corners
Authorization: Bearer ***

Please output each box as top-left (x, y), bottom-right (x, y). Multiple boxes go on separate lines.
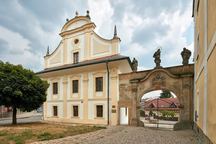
top-left (106, 61), bottom-right (110, 125)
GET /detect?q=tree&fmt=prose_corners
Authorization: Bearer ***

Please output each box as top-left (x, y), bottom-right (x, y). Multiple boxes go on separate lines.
top-left (160, 90), bottom-right (173, 98)
top-left (0, 61), bottom-right (49, 124)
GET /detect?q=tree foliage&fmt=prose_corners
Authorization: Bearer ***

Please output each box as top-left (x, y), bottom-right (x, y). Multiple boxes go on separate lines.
top-left (0, 61), bottom-right (49, 124)
top-left (160, 110), bottom-right (176, 118)
top-left (160, 90), bottom-right (173, 98)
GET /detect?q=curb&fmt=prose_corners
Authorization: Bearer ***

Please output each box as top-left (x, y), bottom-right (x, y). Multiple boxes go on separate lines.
top-left (0, 114), bottom-right (42, 121)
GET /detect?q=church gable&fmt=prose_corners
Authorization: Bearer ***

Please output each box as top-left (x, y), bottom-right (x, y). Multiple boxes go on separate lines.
top-left (45, 42), bottom-right (63, 68)
top-left (44, 11), bottom-right (121, 69)
top-left (64, 19), bottom-right (89, 32)
top-left (91, 33), bottom-right (112, 57)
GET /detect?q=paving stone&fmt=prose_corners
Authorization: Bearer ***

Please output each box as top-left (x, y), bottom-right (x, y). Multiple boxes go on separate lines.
top-left (33, 126), bottom-right (198, 144)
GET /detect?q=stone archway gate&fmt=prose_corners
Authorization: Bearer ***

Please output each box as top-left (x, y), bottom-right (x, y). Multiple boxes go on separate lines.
top-left (118, 64), bottom-right (194, 130)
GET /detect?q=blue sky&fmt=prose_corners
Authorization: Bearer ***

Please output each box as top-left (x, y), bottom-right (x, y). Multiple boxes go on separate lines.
top-left (0, 0), bottom-right (194, 72)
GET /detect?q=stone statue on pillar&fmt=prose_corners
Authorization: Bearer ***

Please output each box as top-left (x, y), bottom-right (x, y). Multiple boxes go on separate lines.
top-left (153, 49), bottom-right (162, 68)
top-left (181, 47), bottom-right (191, 65)
top-left (131, 58), bottom-right (138, 72)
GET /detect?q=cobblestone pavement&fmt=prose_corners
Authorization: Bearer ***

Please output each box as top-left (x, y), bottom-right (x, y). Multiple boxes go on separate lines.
top-left (33, 126), bottom-right (198, 144)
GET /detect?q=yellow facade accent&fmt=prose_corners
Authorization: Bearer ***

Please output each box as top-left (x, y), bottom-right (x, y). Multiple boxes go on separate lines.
top-left (193, 0), bottom-right (216, 142)
top-left (207, 46), bottom-right (216, 143)
top-left (195, 70), bottom-right (204, 129)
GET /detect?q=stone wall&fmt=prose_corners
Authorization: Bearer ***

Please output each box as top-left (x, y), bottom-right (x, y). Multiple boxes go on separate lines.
top-left (119, 64), bottom-right (194, 128)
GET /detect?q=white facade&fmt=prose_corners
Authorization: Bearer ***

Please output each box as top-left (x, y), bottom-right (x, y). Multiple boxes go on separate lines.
top-left (38, 13), bottom-right (132, 125)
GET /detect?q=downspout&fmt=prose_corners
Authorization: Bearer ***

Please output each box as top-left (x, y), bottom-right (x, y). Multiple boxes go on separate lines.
top-left (106, 61), bottom-right (110, 125)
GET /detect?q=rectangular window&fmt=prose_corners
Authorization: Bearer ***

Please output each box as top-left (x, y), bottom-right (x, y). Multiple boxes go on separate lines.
top-left (196, 0), bottom-right (200, 12)
top-left (96, 105), bottom-right (103, 117)
top-left (53, 106), bottom-right (58, 116)
top-left (196, 35), bottom-right (200, 61)
top-left (96, 77), bottom-right (103, 92)
top-left (73, 52), bottom-right (79, 63)
top-left (73, 105), bottom-right (79, 117)
top-left (53, 82), bottom-right (58, 94)
top-left (72, 80), bottom-right (79, 93)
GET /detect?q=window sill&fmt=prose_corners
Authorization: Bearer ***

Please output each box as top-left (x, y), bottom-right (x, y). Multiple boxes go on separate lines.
top-left (71, 116), bottom-right (80, 119)
top-left (94, 117), bottom-right (104, 120)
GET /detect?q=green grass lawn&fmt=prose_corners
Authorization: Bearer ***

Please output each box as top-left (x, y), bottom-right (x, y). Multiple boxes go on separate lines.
top-left (0, 122), bottom-right (105, 144)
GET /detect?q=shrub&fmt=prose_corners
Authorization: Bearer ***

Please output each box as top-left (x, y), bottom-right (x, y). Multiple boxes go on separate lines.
top-left (149, 110), bottom-right (153, 116)
top-left (140, 110), bottom-right (145, 117)
top-left (160, 110), bottom-right (176, 118)
top-left (37, 132), bottom-right (53, 141)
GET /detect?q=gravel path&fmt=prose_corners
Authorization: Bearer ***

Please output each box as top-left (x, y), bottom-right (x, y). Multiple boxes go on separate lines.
top-left (33, 126), bottom-right (198, 144)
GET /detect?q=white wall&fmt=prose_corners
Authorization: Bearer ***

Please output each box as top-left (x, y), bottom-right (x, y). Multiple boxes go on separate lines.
top-left (47, 102), bottom-right (63, 118)
top-left (88, 101), bottom-right (107, 120)
top-left (67, 101), bottom-right (83, 119)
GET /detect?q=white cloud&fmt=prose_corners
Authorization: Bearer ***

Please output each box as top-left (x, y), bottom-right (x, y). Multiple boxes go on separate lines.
top-left (0, 0), bottom-right (194, 71)
top-left (138, 66), bottom-right (152, 71)
top-left (87, 0), bottom-right (114, 38)
top-left (0, 25), bottom-right (42, 71)
top-left (0, 25), bottom-right (31, 54)
top-left (142, 90), bottom-right (162, 99)
top-left (150, 3), bottom-right (193, 65)
top-left (142, 90), bottom-right (177, 99)
top-left (123, 42), bottom-right (148, 58)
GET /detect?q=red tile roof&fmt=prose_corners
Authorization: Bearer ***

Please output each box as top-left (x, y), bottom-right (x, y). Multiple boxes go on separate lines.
top-left (143, 98), bottom-right (180, 109)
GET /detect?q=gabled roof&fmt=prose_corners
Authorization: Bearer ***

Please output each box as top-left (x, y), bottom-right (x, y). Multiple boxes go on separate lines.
top-left (143, 98), bottom-right (180, 108)
top-left (36, 54), bottom-right (132, 74)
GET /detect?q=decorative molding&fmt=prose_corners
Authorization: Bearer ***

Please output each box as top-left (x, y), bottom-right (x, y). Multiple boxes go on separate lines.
top-left (152, 73), bottom-right (166, 86)
top-left (207, 31), bottom-right (216, 60)
top-left (139, 69), bottom-right (178, 83)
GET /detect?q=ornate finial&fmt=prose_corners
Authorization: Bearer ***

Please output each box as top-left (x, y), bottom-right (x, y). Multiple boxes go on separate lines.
top-left (131, 58), bottom-right (138, 72)
top-left (153, 48), bottom-right (162, 69)
top-left (66, 18), bottom-right (69, 22)
top-left (86, 10), bottom-right (91, 19)
top-left (114, 25), bottom-right (117, 38)
top-left (181, 47), bottom-right (191, 65)
top-left (46, 46), bottom-right (50, 56)
top-left (75, 11), bottom-right (79, 17)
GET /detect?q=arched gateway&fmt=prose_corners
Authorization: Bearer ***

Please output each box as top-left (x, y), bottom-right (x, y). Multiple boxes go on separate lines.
top-left (118, 49), bottom-right (194, 130)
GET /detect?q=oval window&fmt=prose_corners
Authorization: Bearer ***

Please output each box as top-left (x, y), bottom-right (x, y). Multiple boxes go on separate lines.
top-left (74, 39), bottom-right (79, 44)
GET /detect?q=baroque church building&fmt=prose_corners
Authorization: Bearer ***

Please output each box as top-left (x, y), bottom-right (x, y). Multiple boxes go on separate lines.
top-left (37, 11), bottom-right (133, 125)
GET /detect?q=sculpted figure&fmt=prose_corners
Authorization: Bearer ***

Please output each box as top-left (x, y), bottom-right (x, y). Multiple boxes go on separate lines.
top-left (132, 58), bottom-right (138, 72)
top-left (153, 49), bottom-right (162, 68)
top-left (181, 47), bottom-right (191, 65)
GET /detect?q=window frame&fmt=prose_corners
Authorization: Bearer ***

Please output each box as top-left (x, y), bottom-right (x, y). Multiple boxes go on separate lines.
top-left (53, 106), bottom-right (58, 116)
top-left (72, 105), bottom-right (79, 117)
top-left (53, 82), bottom-right (58, 95)
top-left (96, 105), bottom-right (103, 118)
top-left (195, 34), bottom-right (200, 61)
top-left (72, 80), bottom-right (79, 93)
top-left (73, 52), bottom-right (79, 64)
top-left (95, 77), bottom-right (103, 92)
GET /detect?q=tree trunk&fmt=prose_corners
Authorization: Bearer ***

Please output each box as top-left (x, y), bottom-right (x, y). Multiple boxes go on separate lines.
top-left (12, 106), bottom-right (17, 125)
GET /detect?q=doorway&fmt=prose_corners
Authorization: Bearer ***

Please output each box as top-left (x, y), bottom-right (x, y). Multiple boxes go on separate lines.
top-left (140, 90), bottom-right (179, 129)
top-left (120, 107), bottom-right (128, 125)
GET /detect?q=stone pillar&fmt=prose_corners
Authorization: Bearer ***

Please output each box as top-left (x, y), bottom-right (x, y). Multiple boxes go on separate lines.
top-left (82, 73), bottom-right (89, 121)
top-left (174, 76), bottom-right (193, 130)
top-left (110, 69), bottom-right (118, 125)
top-left (63, 77), bottom-right (68, 118)
top-left (130, 80), bottom-right (139, 126)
